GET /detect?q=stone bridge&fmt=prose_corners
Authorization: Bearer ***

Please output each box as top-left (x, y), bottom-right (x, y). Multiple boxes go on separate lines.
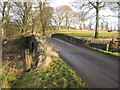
top-left (23, 35), bottom-right (42, 69)
top-left (28, 35), bottom-right (41, 54)
top-left (52, 33), bottom-right (120, 52)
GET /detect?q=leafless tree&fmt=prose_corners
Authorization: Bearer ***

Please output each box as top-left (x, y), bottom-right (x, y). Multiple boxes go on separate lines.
top-left (71, 12), bottom-right (81, 29)
top-left (73, 0), bottom-right (118, 38)
top-left (52, 5), bottom-right (74, 30)
top-left (52, 6), bottom-right (66, 30)
top-left (0, 1), bottom-right (12, 37)
top-left (61, 5), bottom-right (73, 29)
top-left (100, 22), bottom-right (104, 30)
top-left (37, 0), bottom-right (53, 36)
top-left (12, 2), bottom-right (33, 35)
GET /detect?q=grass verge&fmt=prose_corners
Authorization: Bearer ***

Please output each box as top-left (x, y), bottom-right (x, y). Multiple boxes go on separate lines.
top-left (11, 56), bottom-right (86, 88)
top-left (88, 46), bottom-right (120, 57)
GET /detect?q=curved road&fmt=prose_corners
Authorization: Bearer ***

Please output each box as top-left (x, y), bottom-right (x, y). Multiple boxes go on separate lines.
top-left (46, 38), bottom-right (119, 88)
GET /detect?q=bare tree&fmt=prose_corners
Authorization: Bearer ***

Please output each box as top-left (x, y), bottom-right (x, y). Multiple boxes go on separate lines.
top-left (89, 21), bottom-right (92, 30)
top-left (11, 1), bottom-right (53, 36)
top-left (100, 22), bottom-right (104, 30)
top-left (13, 2), bottom-right (33, 35)
top-left (37, 1), bottom-right (53, 36)
top-left (29, 9), bottom-right (39, 34)
top-left (0, 2), bottom-right (8, 23)
top-left (52, 5), bottom-right (74, 30)
top-left (52, 6), bottom-right (65, 30)
top-left (71, 12), bottom-right (81, 29)
top-left (80, 11), bottom-right (87, 30)
top-left (0, 2), bottom-right (12, 37)
top-left (60, 5), bottom-right (73, 29)
top-left (73, 0), bottom-right (117, 38)
top-left (105, 22), bottom-right (109, 30)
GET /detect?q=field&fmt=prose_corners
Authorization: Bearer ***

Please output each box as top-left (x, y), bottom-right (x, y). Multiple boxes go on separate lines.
top-left (57, 29), bottom-right (119, 38)
top-left (56, 29), bottom-right (119, 44)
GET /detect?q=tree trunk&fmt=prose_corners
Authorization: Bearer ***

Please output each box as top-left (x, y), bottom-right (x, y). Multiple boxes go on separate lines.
top-left (95, 4), bottom-right (99, 38)
top-left (32, 23), bottom-right (34, 35)
top-left (101, 22), bottom-right (104, 30)
top-left (83, 23), bottom-right (86, 30)
top-left (42, 25), bottom-right (46, 37)
top-left (79, 23), bottom-right (82, 30)
top-left (1, 2), bottom-right (8, 38)
top-left (58, 25), bottom-right (60, 30)
top-left (66, 15), bottom-right (68, 29)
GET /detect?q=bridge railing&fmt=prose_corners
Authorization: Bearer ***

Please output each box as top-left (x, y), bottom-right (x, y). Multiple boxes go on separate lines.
top-left (52, 33), bottom-right (88, 45)
top-left (52, 33), bottom-right (120, 52)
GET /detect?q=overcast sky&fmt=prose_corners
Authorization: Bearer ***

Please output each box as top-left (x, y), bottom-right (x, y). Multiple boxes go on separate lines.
top-left (49, 0), bottom-right (118, 30)
top-left (49, 0), bottom-right (74, 8)
top-left (0, 0), bottom-right (118, 30)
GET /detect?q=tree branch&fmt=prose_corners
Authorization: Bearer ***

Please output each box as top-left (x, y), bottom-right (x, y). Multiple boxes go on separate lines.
top-left (89, 2), bottom-right (96, 8)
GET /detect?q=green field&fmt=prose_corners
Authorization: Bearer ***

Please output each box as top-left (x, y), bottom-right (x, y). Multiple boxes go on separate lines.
top-left (58, 30), bottom-right (119, 38)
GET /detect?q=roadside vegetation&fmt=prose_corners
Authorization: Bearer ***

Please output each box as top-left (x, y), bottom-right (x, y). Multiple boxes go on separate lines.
top-left (88, 46), bottom-right (120, 57)
top-left (2, 60), bottom-right (25, 88)
top-left (12, 56), bottom-right (86, 88)
top-left (2, 37), bottom-right (27, 88)
top-left (2, 38), bottom-right (86, 88)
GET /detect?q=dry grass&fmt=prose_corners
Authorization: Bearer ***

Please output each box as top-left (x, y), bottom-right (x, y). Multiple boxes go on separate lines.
top-left (0, 67), bottom-right (1, 88)
top-left (2, 37), bottom-right (27, 88)
top-left (2, 60), bottom-right (25, 88)
top-left (58, 29), bottom-right (118, 33)
top-left (37, 39), bottom-right (59, 69)
top-left (0, 68), bottom-right (1, 76)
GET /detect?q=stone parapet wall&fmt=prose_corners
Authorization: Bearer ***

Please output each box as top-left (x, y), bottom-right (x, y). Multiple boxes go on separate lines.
top-left (52, 33), bottom-right (119, 52)
top-left (52, 33), bottom-right (88, 45)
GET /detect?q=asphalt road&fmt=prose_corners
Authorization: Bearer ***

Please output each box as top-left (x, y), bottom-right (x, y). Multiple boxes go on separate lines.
top-left (46, 38), bottom-right (119, 88)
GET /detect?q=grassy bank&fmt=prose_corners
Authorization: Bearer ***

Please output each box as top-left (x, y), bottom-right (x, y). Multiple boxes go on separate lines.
top-left (3, 38), bottom-right (86, 88)
top-left (12, 56), bottom-right (86, 88)
top-left (88, 46), bottom-right (119, 57)
top-left (2, 37), bottom-right (27, 88)
top-left (2, 60), bottom-right (25, 88)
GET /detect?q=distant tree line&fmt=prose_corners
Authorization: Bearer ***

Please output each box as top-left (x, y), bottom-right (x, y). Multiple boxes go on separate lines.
top-left (0, 0), bottom-right (119, 38)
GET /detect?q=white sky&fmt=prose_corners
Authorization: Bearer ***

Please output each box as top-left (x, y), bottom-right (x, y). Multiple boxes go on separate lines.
top-left (0, 0), bottom-right (118, 30)
top-left (49, 0), bottom-right (118, 30)
top-left (49, 0), bottom-right (75, 8)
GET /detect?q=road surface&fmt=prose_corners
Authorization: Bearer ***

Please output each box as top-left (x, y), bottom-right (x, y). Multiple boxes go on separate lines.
top-left (46, 38), bottom-right (119, 88)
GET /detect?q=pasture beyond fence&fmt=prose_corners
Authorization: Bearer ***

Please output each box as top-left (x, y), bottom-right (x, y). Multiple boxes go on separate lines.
top-left (52, 33), bottom-right (120, 52)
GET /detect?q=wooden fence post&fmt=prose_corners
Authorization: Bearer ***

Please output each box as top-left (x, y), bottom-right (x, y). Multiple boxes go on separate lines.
top-left (109, 39), bottom-right (114, 52)
top-left (25, 49), bottom-right (32, 70)
top-left (106, 44), bottom-right (109, 51)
